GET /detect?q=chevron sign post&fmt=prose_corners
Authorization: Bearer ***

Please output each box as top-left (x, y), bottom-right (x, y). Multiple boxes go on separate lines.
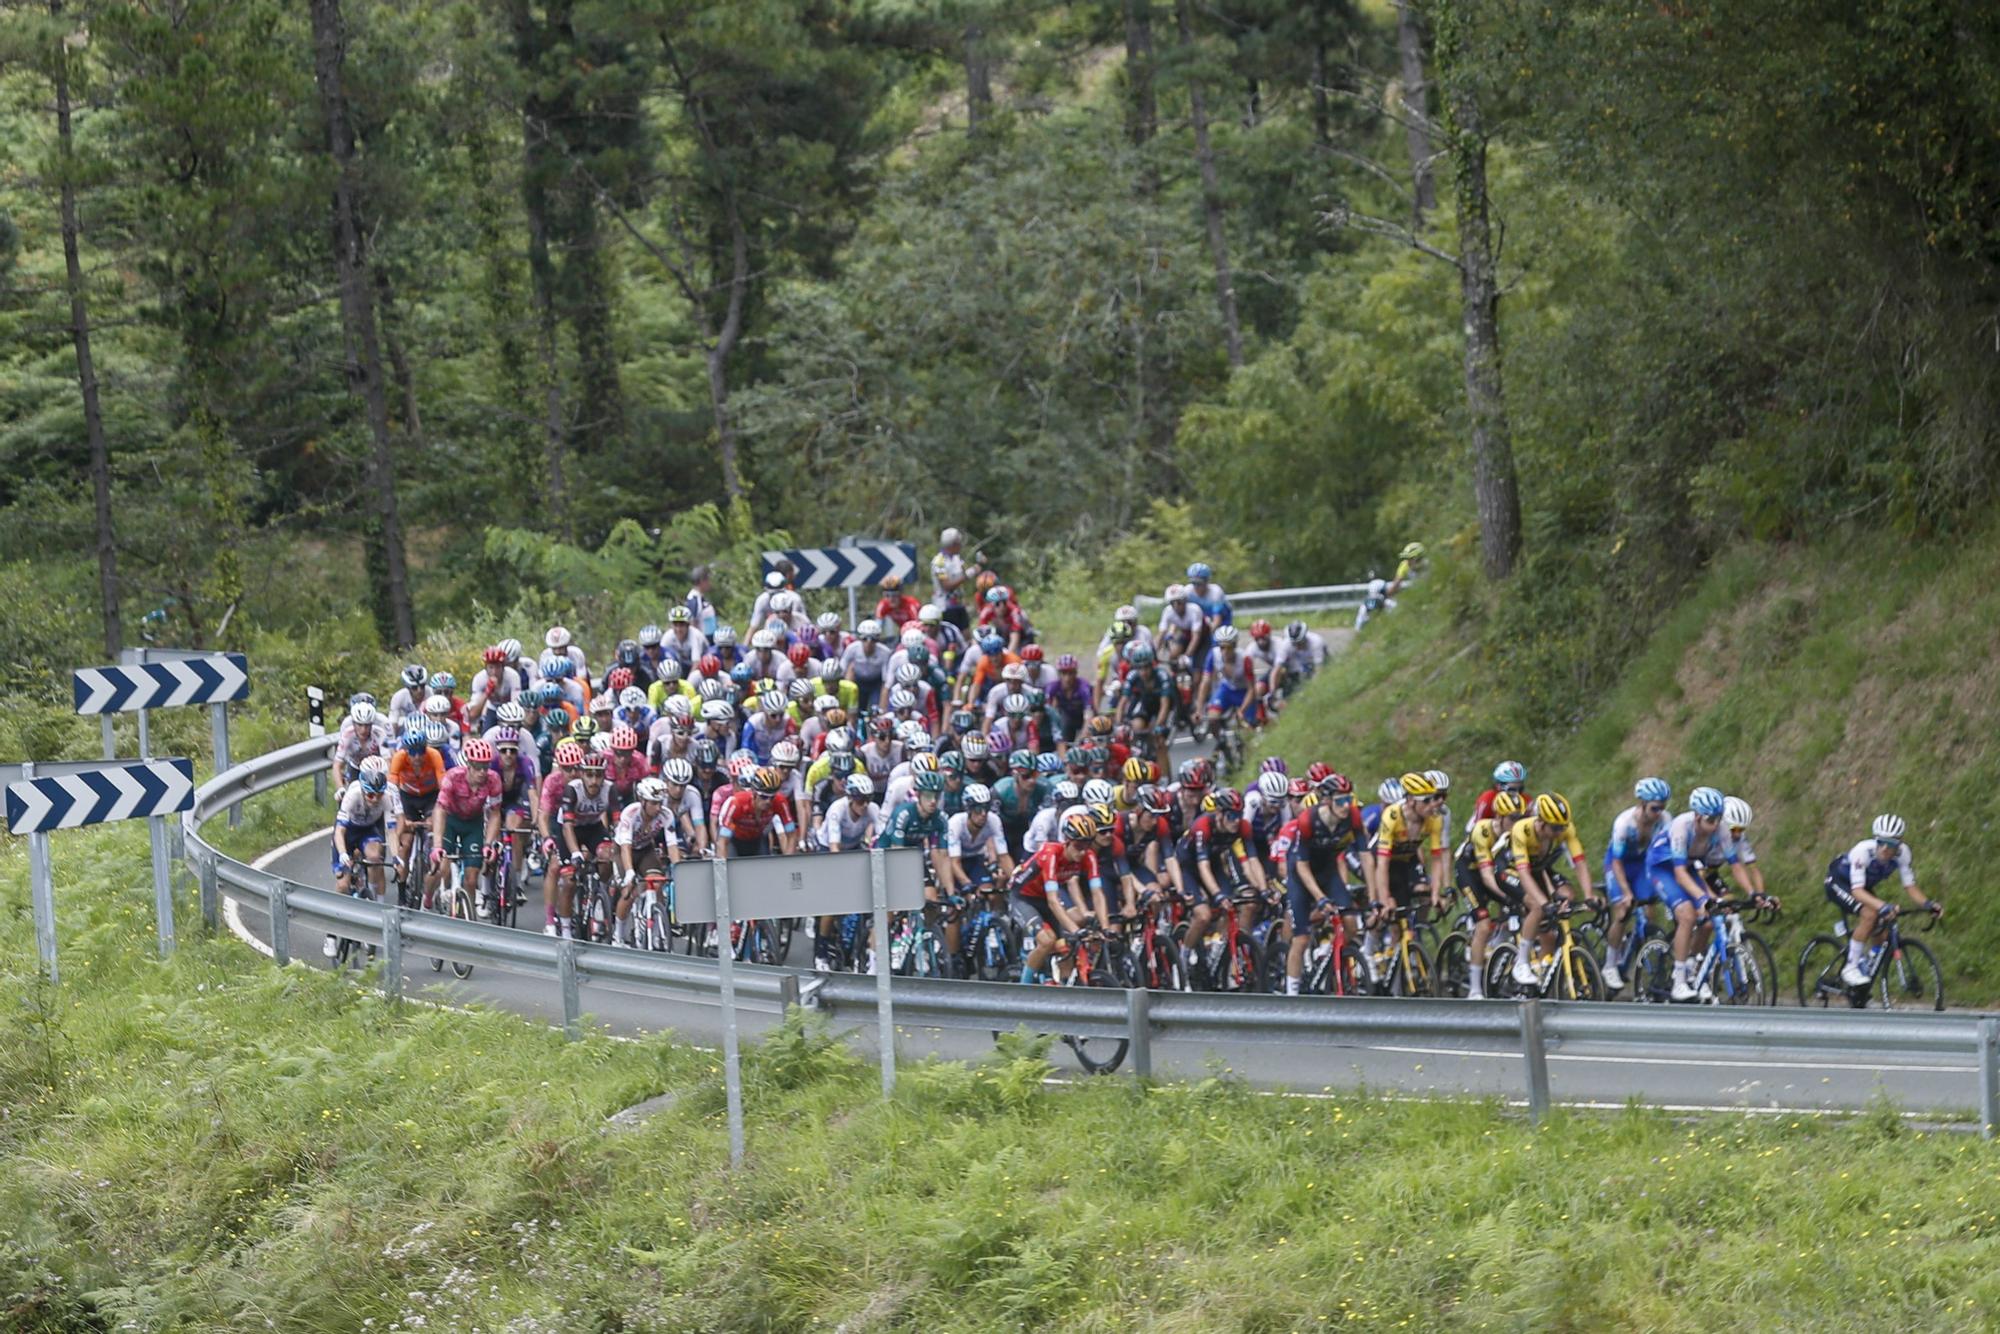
top-left (2, 758), bottom-right (196, 978)
top-left (762, 540), bottom-right (917, 592)
top-left (77, 648), bottom-right (249, 827)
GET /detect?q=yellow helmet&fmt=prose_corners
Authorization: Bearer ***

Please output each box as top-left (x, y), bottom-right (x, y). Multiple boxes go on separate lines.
top-left (1398, 771), bottom-right (1438, 798)
top-left (1535, 793), bottom-right (1572, 826)
top-left (1123, 758), bottom-right (1151, 784)
top-left (912, 753), bottom-right (939, 773)
top-left (1492, 791), bottom-right (1527, 818)
top-left (1087, 801), bottom-right (1116, 829)
top-left (1400, 541), bottom-right (1425, 562)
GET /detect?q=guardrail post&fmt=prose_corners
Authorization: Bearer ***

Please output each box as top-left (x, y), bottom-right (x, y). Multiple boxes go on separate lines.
top-left (269, 879), bottom-right (291, 967)
top-left (211, 703), bottom-right (239, 828)
top-left (715, 856), bottom-right (747, 1167)
top-left (870, 848), bottom-right (895, 1097)
top-left (558, 938), bottom-right (580, 1041)
top-left (198, 847), bottom-right (218, 932)
top-left (1126, 988), bottom-right (1152, 1079)
top-left (1980, 1017), bottom-right (1998, 1141)
top-left (1519, 998), bottom-right (1551, 1125)
top-left (382, 907), bottom-right (403, 1003)
top-left (100, 714), bottom-right (116, 762)
top-left (779, 972), bottom-right (800, 1011)
top-left (148, 814), bottom-right (175, 957)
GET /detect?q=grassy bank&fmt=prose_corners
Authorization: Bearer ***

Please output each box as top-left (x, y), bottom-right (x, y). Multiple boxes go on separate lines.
top-left (7, 820), bottom-right (2000, 1331)
top-left (1255, 525), bottom-right (2000, 1002)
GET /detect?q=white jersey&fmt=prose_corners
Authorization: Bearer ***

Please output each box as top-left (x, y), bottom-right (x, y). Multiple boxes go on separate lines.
top-left (819, 800), bottom-right (882, 852)
top-left (1156, 601), bottom-right (1203, 639)
top-left (1023, 803), bottom-right (1065, 855)
top-left (841, 640), bottom-right (891, 682)
top-left (614, 800), bottom-right (680, 849)
top-left (982, 682), bottom-right (1029, 722)
top-left (1286, 631), bottom-right (1329, 671)
top-left (336, 780), bottom-right (393, 829)
top-left (947, 811), bottom-right (1006, 861)
top-left (336, 719), bottom-right (389, 772)
top-left (388, 686), bottom-right (427, 733)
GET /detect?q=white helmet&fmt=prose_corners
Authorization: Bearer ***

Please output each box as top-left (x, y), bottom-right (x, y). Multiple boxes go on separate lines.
top-left (1166, 583), bottom-right (1185, 601)
top-left (619, 685), bottom-right (648, 709)
top-left (846, 773), bottom-right (875, 798)
top-left (902, 626), bottom-right (925, 647)
top-left (814, 693), bottom-right (839, 714)
top-left (357, 755), bottom-right (389, 783)
top-left (494, 701), bottom-right (527, 726)
top-left (940, 527), bottom-right (962, 547)
top-left (712, 625), bottom-right (737, 648)
top-left (636, 777), bottom-right (668, 803)
top-left (349, 701), bottom-right (378, 727)
top-left (1256, 771), bottom-right (1289, 801)
top-left (1213, 625), bottom-right (1239, 645)
top-left (1872, 813), bottom-right (1906, 842)
top-left (663, 695), bottom-right (693, 721)
top-left (750, 628), bottom-right (778, 651)
top-left (1722, 796), bottom-right (1753, 830)
top-left (700, 699), bottom-right (735, 724)
top-left (1082, 779), bottom-right (1116, 805)
top-left (1424, 768), bottom-right (1451, 794)
top-left (918, 604), bottom-right (942, 624)
top-left (764, 571), bottom-right (785, 589)
top-left (773, 591), bottom-right (798, 614)
top-left (1378, 778), bottom-right (1405, 804)
top-left (661, 758), bottom-right (694, 786)
top-left (545, 625), bottom-right (572, 650)
top-left (657, 656), bottom-right (683, 681)
top-left (422, 694), bottom-right (451, 718)
top-left (858, 618), bottom-right (882, 639)
top-left (589, 733), bottom-right (614, 754)
top-left (1115, 604), bottom-right (1138, 623)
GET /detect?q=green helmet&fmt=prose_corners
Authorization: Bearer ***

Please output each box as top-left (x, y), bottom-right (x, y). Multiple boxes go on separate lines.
top-left (907, 644), bottom-right (930, 667)
top-left (1008, 748), bottom-right (1034, 771)
top-left (1024, 686), bottom-right (1045, 708)
top-left (938, 750), bottom-right (966, 773)
top-left (913, 770), bottom-right (944, 794)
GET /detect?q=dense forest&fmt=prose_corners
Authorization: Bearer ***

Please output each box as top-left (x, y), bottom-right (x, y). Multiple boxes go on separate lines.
top-left (3, 1), bottom-right (1997, 728)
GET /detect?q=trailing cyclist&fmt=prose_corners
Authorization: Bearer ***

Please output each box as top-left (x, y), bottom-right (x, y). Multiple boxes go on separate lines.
top-left (1600, 776), bottom-right (1672, 992)
top-left (326, 756), bottom-right (394, 958)
top-left (1825, 814), bottom-right (1941, 988)
top-left (1279, 777), bottom-right (1367, 996)
top-left (1643, 785), bottom-right (1738, 1002)
top-left (1505, 792), bottom-right (1598, 989)
top-left (612, 777), bottom-right (681, 946)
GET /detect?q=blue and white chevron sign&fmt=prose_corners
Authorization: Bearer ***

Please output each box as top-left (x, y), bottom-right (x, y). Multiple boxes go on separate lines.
top-left (4, 759), bottom-right (195, 835)
top-left (71, 653), bottom-right (249, 715)
top-left (762, 542), bottom-right (918, 591)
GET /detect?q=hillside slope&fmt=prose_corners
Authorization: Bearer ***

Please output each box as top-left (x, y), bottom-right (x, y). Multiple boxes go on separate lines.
top-left (1257, 526), bottom-right (2000, 1001)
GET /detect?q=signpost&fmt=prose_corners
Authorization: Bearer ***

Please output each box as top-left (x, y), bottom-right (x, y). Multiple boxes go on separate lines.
top-left (762, 541), bottom-right (917, 592)
top-left (74, 649), bottom-right (249, 826)
top-left (2, 757), bottom-right (197, 977)
top-left (673, 847), bottom-right (927, 1165)
top-left (308, 686), bottom-right (328, 805)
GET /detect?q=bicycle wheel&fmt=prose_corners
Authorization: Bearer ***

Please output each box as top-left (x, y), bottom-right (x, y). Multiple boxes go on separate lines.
top-left (1552, 947), bottom-right (1606, 1002)
top-left (1432, 932), bottom-right (1471, 998)
top-left (1255, 931), bottom-right (1288, 994)
top-left (1874, 938), bottom-right (1944, 1012)
top-left (774, 916), bottom-right (798, 964)
top-left (448, 887), bottom-right (475, 979)
top-left (1795, 935), bottom-right (1846, 1008)
top-left (1389, 940), bottom-right (1434, 998)
top-left (1484, 943), bottom-right (1520, 1000)
top-left (1630, 940), bottom-right (1675, 1004)
top-left (1225, 934), bottom-right (1261, 993)
top-left (1063, 965), bottom-right (1130, 1076)
top-left (1725, 932), bottom-right (1777, 1006)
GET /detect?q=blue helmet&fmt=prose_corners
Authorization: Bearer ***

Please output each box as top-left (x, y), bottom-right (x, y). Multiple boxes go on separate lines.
top-left (1035, 752), bottom-right (1063, 775)
top-left (542, 655), bottom-right (573, 681)
top-left (401, 724), bottom-right (428, 753)
top-left (980, 633), bottom-right (1004, 655)
top-left (423, 719), bottom-right (450, 746)
top-left (730, 662), bottom-right (755, 684)
top-left (1186, 561), bottom-right (1212, 581)
top-left (1634, 776), bottom-right (1672, 804)
top-left (1492, 760), bottom-right (1527, 786)
top-left (1688, 785), bottom-right (1725, 818)
top-left (535, 682), bottom-right (565, 707)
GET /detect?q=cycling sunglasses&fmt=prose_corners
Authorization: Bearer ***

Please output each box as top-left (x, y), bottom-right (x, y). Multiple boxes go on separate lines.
top-left (1877, 838), bottom-right (1902, 852)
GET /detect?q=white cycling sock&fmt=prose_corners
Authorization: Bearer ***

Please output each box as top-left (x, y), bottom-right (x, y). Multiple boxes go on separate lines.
top-left (1284, 976), bottom-right (1300, 996)
top-left (1847, 939), bottom-right (1866, 967)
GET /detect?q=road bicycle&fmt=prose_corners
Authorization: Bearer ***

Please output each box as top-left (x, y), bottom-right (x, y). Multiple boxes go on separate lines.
top-left (1300, 902), bottom-right (1366, 997)
top-left (1797, 903), bottom-right (1943, 1011)
top-left (479, 838), bottom-right (521, 929)
top-left (331, 852), bottom-right (385, 972)
top-left (631, 871), bottom-right (674, 952)
top-left (961, 896), bottom-right (1024, 982)
top-left (1367, 904), bottom-right (1434, 998)
top-left (569, 856), bottom-right (616, 946)
top-left (1603, 896), bottom-right (1672, 1002)
top-left (1188, 887), bottom-right (1266, 993)
top-left (1489, 898), bottom-right (1604, 1002)
top-left (435, 849), bottom-right (478, 979)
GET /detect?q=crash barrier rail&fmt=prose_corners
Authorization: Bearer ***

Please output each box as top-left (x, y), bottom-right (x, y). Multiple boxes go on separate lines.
top-left (185, 738), bottom-right (2000, 1132)
top-left (1134, 582), bottom-right (1378, 616)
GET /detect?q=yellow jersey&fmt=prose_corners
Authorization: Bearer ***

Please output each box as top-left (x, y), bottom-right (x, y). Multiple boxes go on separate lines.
top-left (1507, 818), bottom-right (1587, 877)
top-left (1372, 800), bottom-right (1445, 863)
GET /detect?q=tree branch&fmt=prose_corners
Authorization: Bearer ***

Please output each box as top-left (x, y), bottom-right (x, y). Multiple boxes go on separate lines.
top-left (1320, 203), bottom-right (1462, 270)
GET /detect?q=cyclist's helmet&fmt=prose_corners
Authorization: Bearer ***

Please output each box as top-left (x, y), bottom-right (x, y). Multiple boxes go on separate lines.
top-left (349, 701), bottom-right (378, 728)
top-left (610, 725), bottom-right (638, 752)
top-left (935, 749), bottom-right (965, 776)
top-left (657, 657), bottom-right (683, 682)
top-left (662, 758), bottom-right (695, 786)
top-left (570, 715), bottom-right (599, 742)
top-left (714, 625), bottom-right (738, 648)
top-left (1123, 757), bottom-right (1151, 784)
top-left (401, 724), bottom-right (430, 754)
top-left (1021, 645), bottom-right (1044, 663)
top-left (482, 644), bottom-right (509, 666)
top-left (490, 726), bottom-right (522, 749)
top-left (350, 691), bottom-right (377, 709)
top-left (784, 679), bottom-right (811, 704)
top-left (1062, 811), bottom-right (1098, 843)
top-left (668, 606), bottom-right (691, 624)
top-left (618, 686), bottom-right (647, 711)
top-left (1534, 793), bottom-right (1573, 826)
top-left (730, 663), bottom-right (754, 686)
top-left (1397, 771), bottom-right (1437, 797)
top-left (1087, 714), bottom-right (1114, 737)
top-left (1002, 694), bottom-right (1030, 717)
top-left (841, 772), bottom-right (874, 799)
top-left (577, 747), bottom-right (608, 770)
top-left (1304, 761), bottom-right (1333, 786)
top-left (961, 733), bottom-right (991, 760)
top-left (1378, 777), bottom-right (1405, 804)
top-left (545, 626), bottom-right (572, 650)
top-left (664, 696), bottom-right (693, 722)
top-left (912, 770), bottom-right (944, 794)
top-left (1036, 753), bottom-right (1065, 776)
top-left (1424, 768), bottom-right (1451, 793)
top-left (460, 738), bottom-right (494, 765)
top-left (497, 638), bottom-right (524, 662)
top-left (816, 611), bottom-right (842, 632)
top-left (858, 619), bottom-right (882, 640)
top-left (1082, 778), bottom-right (1116, 805)
top-left (417, 694), bottom-right (447, 721)
top-left (636, 777), bottom-right (667, 803)
top-left (1109, 620), bottom-right (1133, 642)
top-left (542, 655), bottom-right (572, 681)
top-left (1286, 620), bottom-right (1306, 641)
top-left (1723, 796), bottom-right (1753, 831)
top-left (638, 624), bottom-right (664, 647)
top-left (358, 755), bottom-right (389, 790)
top-left (696, 679), bottom-right (726, 702)
top-left (423, 719), bottom-right (450, 748)
top-left (1087, 800), bottom-right (1116, 830)
top-left (495, 701), bottom-right (527, 726)
top-left (1138, 784), bottom-right (1171, 815)
top-left (1256, 771), bottom-right (1289, 801)
top-left (691, 738), bottom-right (720, 767)
top-left (1126, 642), bottom-right (1155, 666)
top-left (1250, 618), bottom-right (1273, 639)
top-left (1259, 756), bottom-right (1288, 776)
top-left (1007, 748), bottom-right (1034, 772)
top-left (554, 740), bottom-right (585, 769)
top-left (830, 751), bottom-right (857, 778)
top-left (887, 687), bottom-right (918, 712)
top-left (429, 671), bottom-right (456, 693)
top-left (965, 783), bottom-right (993, 808)
top-left (979, 632), bottom-right (1005, 656)
top-left (1320, 770), bottom-right (1354, 797)
top-left (1872, 813), bottom-right (1906, 841)
top-left (1186, 561), bottom-right (1212, 581)
top-left (1178, 757), bottom-right (1212, 790)
top-left (868, 713), bottom-right (895, 738)
top-left (787, 643), bottom-right (812, 669)
top-left (614, 639), bottom-right (639, 667)
top-left (401, 664), bottom-right (427, 689)
top-left (1213, 625), bottom-right (1238, 645)
top-left (1688, 786), bottom-right (1726, 818)
top-left (1492, 760), bottom-right (1527, 787)
top-left (907, 645), bottom-right (931, 668)
top-left (759, 689), bottom-right (786, 715)
top-left (607, 666), bottom-right (635, 693)
top-left (911, 753), bottom-right (940, 775)
top-left (1289, 777), bottom-right (1311, 799)
top-left (1634, 776), bottom-right (1672, 804)
top-left (1203, 787), bottom-right (1243, 817)
top-left (699, 699), bottom-right (735, 724)
top-left (1055, 653), bottom-right (1079, 673)
top-left (772, 740), bottom-right (802, 769)
top-left (751, 628), bottom-right (777, 652)
top-left (698, 655), bottom-right (723, 678)
top-left (984, 586), bottom-right (1007, 605)
top-left (532, 681), bottom-right (564, 709)
top-left (1400, 542), bottom-right (1425, 561)
top-left (825, 726), bottom-right (853, 754)
top-left (894, 663), bottom-right (922, 687)
top-left (1491, 791), bottom-right (1528, 818)
top-left (1053, 780), bottom-right (1082, 803)
top-left (747, 766), bottom-right (780, 796)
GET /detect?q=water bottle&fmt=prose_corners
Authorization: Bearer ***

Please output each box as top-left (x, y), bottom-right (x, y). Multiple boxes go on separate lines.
top-left (1833, 919), bottom-right (1848, 938)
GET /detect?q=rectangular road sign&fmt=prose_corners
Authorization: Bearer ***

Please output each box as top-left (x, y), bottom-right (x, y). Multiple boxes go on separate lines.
top-left (762, 541), bottom-right (917, 592)
top-left (3, 758), bottom-right (195, 834)
top-left (72, 653), bottom-right (249, 714)
top-left (669, 846), bottom-right (927, 924)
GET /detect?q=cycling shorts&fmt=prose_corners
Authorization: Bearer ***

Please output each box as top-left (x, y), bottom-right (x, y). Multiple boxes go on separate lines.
top-left (1824, 876), bottom-right (1866, 916)
top-left (629, 845), bottom-right (670, 880)
top-left (1007, 888), bottom-right (1060, 940)
top-left (332, 821), bottom-right (385, 872)
top-left (566, 822), bottom-right (611, 860)
top-left (1648, 863), bottom-right (1703, 912)
top-left (1456, 862), bottom-right (1522, 916)
top-left (957, 854), bottom-right (997, 891)
top-left (398, 789), bottom-right (437, 824)
top-left (1207, 680), bottom-right (1248, 714)
top-left (1286, 873), bottom-right (1350, 933)
top-left (441, 813), bottom-right (486, 861)
top-left (1381, 858), bottom-right (1429, 908)
top-left (1604, 856), bottom-right (1656, 905)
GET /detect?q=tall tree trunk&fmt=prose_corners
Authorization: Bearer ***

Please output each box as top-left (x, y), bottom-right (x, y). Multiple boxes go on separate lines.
top-left (702, 166), bottom-right (750, 503)
top-left (1123, 0), bottom-right (1156, 148)
top-left (1176, 0), bottom-right (1243, 369)
top-left (1396, 1), bottom-right (1438, 230)
top-left (309, 0), bottom-right (416, 647)
top-left (374, 267), bottom-right (423, 445)
top-left (50, 1), bottom-right (120, 656)
top-left (963, 23), bottom-right (992, 132)
top-left (1450, 93), bottom-right (1520, 579)
top-left (522, 158), bottom-right (573, 540)
top-left (1310, 34), bottom-right (1331, 148)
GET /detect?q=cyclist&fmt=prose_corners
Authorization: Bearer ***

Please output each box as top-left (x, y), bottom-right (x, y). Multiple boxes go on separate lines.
top-left (1387, 541), bottom-right (1425, 596)
top-left (841, 619), bottom-right (891, 713)
top-left (1199, 625), bottom-right (1263, 733)
top-left (1009, 810), bottom-right (1106, 984)
top-left (978, 584), bottom-right (1033, 652)
top-left (429, 738), bottom-right (503, 915)
top-left (535, 740), bottom-right (582, 930)
top-left (946, 782), bottom-right (1013, 901)
top-left (1155, 585), bottom-right (1204, 663)
top-left (662, 606), bottom-right (708, 667)
top-left (612, 776), bottom-right (680, 947)
top-left (335, 699), bottom-right (389, 788)
top-left (1175, 787), bottom-right (1268, 983)
top-left (716, 765), bottom-right (797, 859)
top-left (931, 527), bottom-right (978, 634)
top-left (810, 772), bottom-right (883, 968)
top-left (326, 756), bottom-right (394, 958)
top-left (1245, 621), bottom-right (1286, 711)
top-left (488, 725), bottom-right (540, 889)
top-left (874, 574), bottom-right (922, 635)
top-left (555, 749), bottom-right (618, 938)
top-left (1600, 776), bottom-right (1671, 991)
top-left (1722, 796), bottom-right (1774, 904)
top-left (1472, 760), bottom-right (1528, 823)
top-left (1453, 791), bottom-right (1528, 1000)
top-left (1117, 642), bottom-right (1174, 740)
top-left (1365, 772), bottom-right (1447, 941)
top-left (657, 756), bottom-right (708, 856)
top-left (993, 750), bottom-right (1044, 858)
top-left (1282, 620), bottom-right (1329, 683)
top-left (1279, 777), bottom-right (1367, 996)
top-left (388, 724), bottom-right (446, 893)
top-left (878, 768), bottom-right (957, 960)
top-left (388, 663), bottom-right (430, 732)
top-left (1826, 814), bottom-right (1941, 988)
top-left (1643, 785), bottom-right (1738, 1002)
top-left (1505, 793), bottom-right (1597, 989)
top-left (544, 624), bottom-right (588, 684)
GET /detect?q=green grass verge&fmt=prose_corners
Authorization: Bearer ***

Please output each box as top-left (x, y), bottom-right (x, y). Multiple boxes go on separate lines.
top-left (1254, 525), bottom-right (2000, 1002)
top-left (9, 820), bottom-right (2000, 1330)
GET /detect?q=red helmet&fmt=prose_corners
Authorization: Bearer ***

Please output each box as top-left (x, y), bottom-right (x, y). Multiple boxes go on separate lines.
top-left (1250, 619), bottom-right (1273, 639)
top-left (1056, 653), bottom-right (1079, 672)
top-left (607, 666), bottom-right (635, 692)
top-left (787, 643), bottom-right (811, 667)
top-left (462, 738), bottom-right (494, 764)
top-left (698, 655), bottom-right (723, 678)
top-left (1320, 770), bottom-right (1354, 796)
top-left (483, 645), bottom-right (509, 666)
top-left (1306, 761), bottom-right (1334, 786)
top-left (610, 724), bottom-right (638, 752)
top-left (1289, 777), bottom-right (1311, 799)
top-left (554, 740), bottom-right (585, 769)
top-left (1021, 644), bottom-right (1044, 662)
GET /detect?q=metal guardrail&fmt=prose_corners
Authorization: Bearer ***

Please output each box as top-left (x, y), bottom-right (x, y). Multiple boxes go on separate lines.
top-left (183, 739), bottom-right (2000, 1129)
top-left (1135, 583), bottom-right (1377, 615)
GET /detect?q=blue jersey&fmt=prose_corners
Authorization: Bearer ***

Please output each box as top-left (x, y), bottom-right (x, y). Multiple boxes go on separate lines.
top-left (1645, 811), bottom-right (1738, 871)
top-left (1603, 804), bottom-right (1661, 874)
